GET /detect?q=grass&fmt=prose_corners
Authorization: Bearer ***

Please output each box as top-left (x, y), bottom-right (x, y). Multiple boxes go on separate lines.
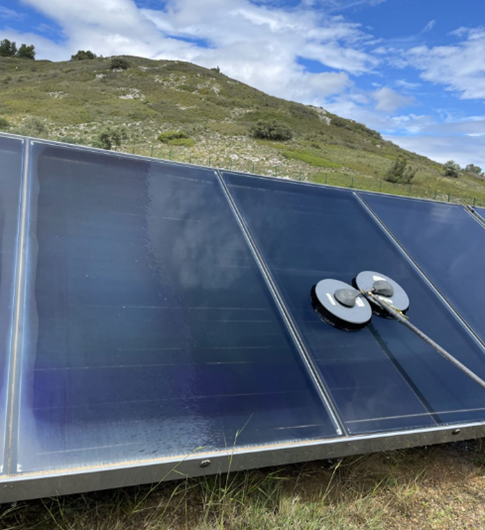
top-left (1, 54), bottom-right (484, 205)
top-left (2, 442), bottom-right (485, 529)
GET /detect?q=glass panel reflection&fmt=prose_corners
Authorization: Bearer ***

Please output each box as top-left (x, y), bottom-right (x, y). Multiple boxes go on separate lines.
top-left (222, 173), bottom-right (485, 434)
top-left (15, 144), bottom-right (338, 474)
top-left (361, 193), bottom-right (485, 344)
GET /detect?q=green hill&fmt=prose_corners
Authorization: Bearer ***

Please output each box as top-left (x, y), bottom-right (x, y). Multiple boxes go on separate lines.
top-left (1, 54), bottom-right (484, 205)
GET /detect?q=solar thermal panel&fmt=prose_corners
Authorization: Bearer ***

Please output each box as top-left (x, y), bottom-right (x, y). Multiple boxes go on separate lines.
top-left (221, 172), bottom-right (485, 434)
top-left (10, 141), bottom-right (338, 478)
top-left (359, 193), bottom-right (485, 344)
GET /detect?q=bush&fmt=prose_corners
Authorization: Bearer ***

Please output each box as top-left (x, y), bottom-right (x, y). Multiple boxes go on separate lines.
top-left (71, 50), bottom-right (97, 61)
top-left (17, 44), bottom-right (35, 60)
top-left (250, 120), bottom-right (292, 141)
top-left (443, 160), bottom-right (461, 178)
top-left (0, 117), bottom-right (11, 130)
top-left (110, 57), bottom-right (129, 70)
top-left (168, 137), bottom-right (195, 147)
top-left (158, 130), bottom-right (190, 143)
top-left (57, 136), bottom-right (86, 145)
top-left (385, 157), bottom-right (417, 184)
top-left (16, 117), bottom-right (48, 137)
top-left (465, 164), bottom-right (483, 176)
top-left (0, 39), bottom-right (17, 57)
top-left (92, 126), bottom-right (128, 150)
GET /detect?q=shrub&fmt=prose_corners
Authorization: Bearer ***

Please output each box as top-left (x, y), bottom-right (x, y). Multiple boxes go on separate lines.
top-left (443, 160), bottom-right (461, 178)
top-left (57, 136), bottom-right (86, 145)
top-left (16, 117), bottom-right (48, 137)
top-left (110, 57), bottom-right (129, 70)
top-left (17, 44), bottom-right (35, 60)
top-left (385, 157), bottom-right (417, 184)
top-left (250, 120), bottom-right (292, 141)
top-left (465, 164), bottom-right (483, 176)
top-left (0, 39), bottom-right (17, 57)
top-left (92, 126), bottom-right (128, 150)
top-left (71, 50), bottom-right (97, 61)
top-left (0, 117), bottom-right (11, 130)
top-left (158, 130), bottom-right (190, 143)
top-left (169, 137), bottom-right (195, 147)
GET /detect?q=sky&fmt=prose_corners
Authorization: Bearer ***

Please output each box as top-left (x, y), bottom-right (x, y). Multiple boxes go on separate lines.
top-left (1, 0), bottom-right (485, 168)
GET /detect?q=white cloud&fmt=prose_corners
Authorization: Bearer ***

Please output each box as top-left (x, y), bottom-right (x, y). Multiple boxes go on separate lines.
top-left (395, 79), bottom-right (421, 89)
top-left (12, 0), bottom-right (377, 105)
top-left (0, 6), bottom-right (25, 21)
top-left (386, 134), bottom-right (485, 169)
top-left (372, 87), bottom-right (414, 112)
top-left (406, 27), bottom-right (485, 100)
top-left (421, 19), bottom-right (436, 33)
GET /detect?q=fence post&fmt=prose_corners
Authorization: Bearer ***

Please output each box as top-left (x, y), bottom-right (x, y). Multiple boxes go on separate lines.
top-left (408, 184), bottom-right (411, 196)
top-left (325, 172), bottom-right (328, 184)
top-left (275, 167), bottom-right (278, 177)
top-left (434, 190), bottom-right (437, 200)
top-left (132, 141), bottom-right (135, 154)
top-left (299, 171), bottom-right (302, 181)
top-left (448, 193), bottom-right (451, 202)
top-left (208, 157), bottom-right (211, 167)
top-left (379, 180), bottom-right (382, 192)
top-left (150, 144), bottom-right (154, 157)
top-left (473, 197), bottom-right (476, 206)
top-left (351, 176), bottom-right (354, 189)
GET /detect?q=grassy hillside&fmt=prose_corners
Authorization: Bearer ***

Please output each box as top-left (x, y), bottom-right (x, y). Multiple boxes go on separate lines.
top-left (1, 54), bottom-right (484, 205)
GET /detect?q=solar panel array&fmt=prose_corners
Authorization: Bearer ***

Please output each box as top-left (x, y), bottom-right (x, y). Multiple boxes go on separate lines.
top-left (1, 133), bottom-right (485, 502)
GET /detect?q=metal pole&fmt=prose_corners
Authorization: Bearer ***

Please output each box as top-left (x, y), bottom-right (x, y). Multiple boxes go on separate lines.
top-left (379, 180), bottom-right (382, 193)
top-left (363, 291), bottom-right (485, 392)
top-left (150, 144), bottom-right (154, 157)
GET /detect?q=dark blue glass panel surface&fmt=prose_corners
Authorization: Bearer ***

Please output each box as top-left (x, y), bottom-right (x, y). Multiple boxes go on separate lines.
top-left (15, 143), bottom-right (338, 474)
top-left (222, 172), bottom-right (485, 434)
top-left (360, 193), bottom-right (485, 344)
top-left (0, 136), bottom-right (23, 474)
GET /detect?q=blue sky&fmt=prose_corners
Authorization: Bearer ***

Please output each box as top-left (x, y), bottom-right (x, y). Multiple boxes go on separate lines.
top-left (1, 0), bottom-right (485, 167)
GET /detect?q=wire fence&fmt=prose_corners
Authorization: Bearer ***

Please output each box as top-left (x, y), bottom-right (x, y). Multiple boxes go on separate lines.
top-left (117, 142), bottom-right (485, 208)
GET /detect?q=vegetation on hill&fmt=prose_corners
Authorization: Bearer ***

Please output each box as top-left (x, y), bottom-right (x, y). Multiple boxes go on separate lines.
top-left (0, 54), bottom-right (483, 204)
top-left (0, 39), bottom-right (35, 59)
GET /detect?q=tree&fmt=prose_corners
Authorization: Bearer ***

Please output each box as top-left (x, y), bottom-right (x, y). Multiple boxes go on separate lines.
top-left (0, 39), bottom-right (17, 57)
top-left (71, 50), bottom-right (97, 60)
top-left (385, 156), bottom-right (417, 184)
top-left (110, 56), bottom-right (129, 70)
top-left (465, 164), bottom-right (483, 176)
top-left (92, 126), bottom-right (129, 150)
top-left (17, 44), bottom-right (35, 59)
top-left (250, 119), bottom-right (292, 141)
top-left (443, 160), bottom-right (461, 178)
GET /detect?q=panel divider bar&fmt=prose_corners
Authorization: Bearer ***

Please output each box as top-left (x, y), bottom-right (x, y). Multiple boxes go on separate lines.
top-left (466, 205), bottom-right (485, 229)
top-left (4, 139), bottom-right (31, 476)
top-left (215, 170), bottom-right (347, 437)
top-left (355, 192), bottom-right (485, 352)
